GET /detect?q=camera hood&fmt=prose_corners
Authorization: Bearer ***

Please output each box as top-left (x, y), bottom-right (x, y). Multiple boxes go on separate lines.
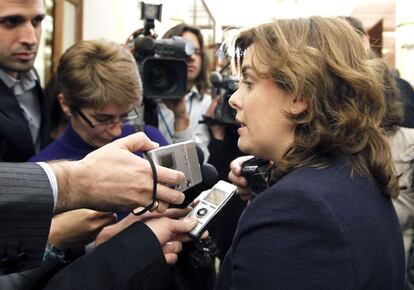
top-left (141, 57), bottom-right (188, 99)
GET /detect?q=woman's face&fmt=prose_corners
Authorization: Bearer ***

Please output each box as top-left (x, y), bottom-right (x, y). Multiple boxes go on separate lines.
top-left (229, 44), bottom-right (303, 162)
top-left (182, 31), bottom-right (202, 85)
top-left (70, 103), bottom-right (134, 148)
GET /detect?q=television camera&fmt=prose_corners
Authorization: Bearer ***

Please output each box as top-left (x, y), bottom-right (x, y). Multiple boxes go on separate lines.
top-left (131, 2), bottom-right (194, 99)
top-left (207, 71), bottom-right (239, 125)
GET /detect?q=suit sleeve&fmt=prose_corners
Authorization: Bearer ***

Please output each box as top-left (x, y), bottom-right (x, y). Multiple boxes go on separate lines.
top-left (0, 163), bottom-right (54, 274)
top-left (216, 187), bottom-right (355, 290)
top-left (45, 222), bottom-right (171, 290)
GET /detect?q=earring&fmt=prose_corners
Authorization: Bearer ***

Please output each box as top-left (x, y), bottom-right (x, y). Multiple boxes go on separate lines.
top-left (292, 106), bottom-right (297, 113)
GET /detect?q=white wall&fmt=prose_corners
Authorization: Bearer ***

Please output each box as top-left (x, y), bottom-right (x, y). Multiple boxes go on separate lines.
top-left (82, 0), bottom-right (194, 44)
top-left (82, 0), bottom-right (414, 86)
top-left (395, 0), bottom-right (414, 85)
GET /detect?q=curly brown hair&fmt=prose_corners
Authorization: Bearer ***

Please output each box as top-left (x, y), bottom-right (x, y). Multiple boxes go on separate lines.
top-left (228, 16), bottom-right (399, 198)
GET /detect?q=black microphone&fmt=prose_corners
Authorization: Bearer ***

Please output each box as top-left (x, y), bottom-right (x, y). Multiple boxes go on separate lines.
top-left (195, 146), bottom-right (220, 189)
top-left (210, 71), bottom-right (223, 84)
top-left (195, 144), bottom-right (205, 165)
top-left (200, 163), bottom-right (220, 188)
top-left (209, 71), bottom-right (222, 97)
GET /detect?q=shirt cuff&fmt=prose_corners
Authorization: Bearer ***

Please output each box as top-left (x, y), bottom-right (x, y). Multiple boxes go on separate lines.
top-left (173, 127), bottom-right (192, 142)
top-left (37, 162), bottom-right (58, 212)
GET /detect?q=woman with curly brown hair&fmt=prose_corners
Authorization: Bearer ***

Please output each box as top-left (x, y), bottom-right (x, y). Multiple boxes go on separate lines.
top-left (217, 17), bottom-right (404, 289)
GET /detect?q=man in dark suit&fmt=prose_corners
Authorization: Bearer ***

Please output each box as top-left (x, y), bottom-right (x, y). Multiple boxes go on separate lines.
top-left (0, 133), bottom-right (195, 290)
top-left (0, 0), bottom-right (50, 162)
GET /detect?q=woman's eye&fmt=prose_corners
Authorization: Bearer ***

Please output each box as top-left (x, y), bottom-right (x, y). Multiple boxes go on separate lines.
top-left (241, 79), bottom-right (253, 89)
top-left (95, 117), bottom-right (112, 123)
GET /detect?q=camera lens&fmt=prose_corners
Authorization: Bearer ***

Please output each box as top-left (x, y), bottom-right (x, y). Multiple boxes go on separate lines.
top-left (147, 65), bottom-right (176, 93)
top-left (142, 57), bottom-right (188, 99)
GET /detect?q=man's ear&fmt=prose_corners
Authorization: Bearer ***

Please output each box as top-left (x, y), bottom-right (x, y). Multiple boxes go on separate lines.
top-left (58, 93), bottom-right (73, 117)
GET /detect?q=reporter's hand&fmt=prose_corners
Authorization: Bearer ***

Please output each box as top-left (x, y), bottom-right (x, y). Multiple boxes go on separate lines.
top-left (163, 98), bottom-right (190, 132)
top-left (51, 132), bottom-right (186, 213)
top-left (205, 95), bottom-right (226, 140)
top-left (48, 209), bottom-right (116, 250)
top-left (162, 241), bottom-right (183, 264)
top-left (144, 217), bottom-right (199, 264)
top-left (229, 156), bottom-right (254, 201)
top-left (95, 208), bottom-right (191, 246)
top-left (204, 94), bottom-right (221, 118)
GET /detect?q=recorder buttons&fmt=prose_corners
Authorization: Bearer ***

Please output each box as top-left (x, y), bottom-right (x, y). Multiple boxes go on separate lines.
top-left (196, 207), bottom-right (208, 218)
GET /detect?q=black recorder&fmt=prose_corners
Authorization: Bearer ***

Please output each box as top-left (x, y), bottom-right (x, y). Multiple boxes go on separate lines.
top-left (186, 180), bottom-right (237, 238)
top-left (144, 140), bottom-right (202, 191)
top-left (241, 157), bottom-right (272, 193)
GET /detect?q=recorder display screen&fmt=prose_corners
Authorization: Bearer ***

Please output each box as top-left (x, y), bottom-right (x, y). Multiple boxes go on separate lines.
top-left (205, 188), bottom-right (227, 206)
top-left (159, 153), bottom-right (175, 169)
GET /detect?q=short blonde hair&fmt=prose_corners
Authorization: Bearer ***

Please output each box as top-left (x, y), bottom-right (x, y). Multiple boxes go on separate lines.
top-left (57, 38), bottom-right (142, 109)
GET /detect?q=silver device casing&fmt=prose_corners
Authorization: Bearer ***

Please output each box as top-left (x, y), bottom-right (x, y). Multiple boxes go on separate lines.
top-left (186, 180), bottom-right (238, 238)
top-left (145, 140), bottom-right (202, 191)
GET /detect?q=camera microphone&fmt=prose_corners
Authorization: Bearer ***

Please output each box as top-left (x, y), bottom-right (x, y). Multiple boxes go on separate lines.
top-left (134, 36), bottom-right (155, 54)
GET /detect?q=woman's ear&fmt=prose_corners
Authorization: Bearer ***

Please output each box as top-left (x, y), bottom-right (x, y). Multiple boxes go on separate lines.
top-left (291, 98), bottom-right (308, 115)
top-left (58, 93), bottom-right (73, 117)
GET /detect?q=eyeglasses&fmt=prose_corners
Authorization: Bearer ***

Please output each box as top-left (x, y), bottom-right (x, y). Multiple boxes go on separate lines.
top-left (73, 107), bottom-right (141, 128)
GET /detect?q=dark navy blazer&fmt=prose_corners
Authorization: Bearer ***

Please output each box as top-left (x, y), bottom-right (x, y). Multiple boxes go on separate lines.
top-left (0, 78), bottom-right (50, 162)
top-left (216, 156), bottom-right (404, 290)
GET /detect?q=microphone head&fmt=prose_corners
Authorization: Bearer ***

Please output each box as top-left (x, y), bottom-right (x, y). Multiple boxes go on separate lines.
top-left (200, 163), bottom-right (220, 188)
top-left (195, 144), bottom-right (205, 165)
top-left (209, 71), bottom-right (223, 85)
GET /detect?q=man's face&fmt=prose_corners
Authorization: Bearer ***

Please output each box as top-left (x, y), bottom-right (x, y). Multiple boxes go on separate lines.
top-left (0, 0), bottom-right (45, 77)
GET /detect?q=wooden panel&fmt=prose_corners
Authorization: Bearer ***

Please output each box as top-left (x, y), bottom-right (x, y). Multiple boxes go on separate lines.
top-left (352, 0), bottom-right (395, 66)
top-left (52, 0), bottom-right (83, 71)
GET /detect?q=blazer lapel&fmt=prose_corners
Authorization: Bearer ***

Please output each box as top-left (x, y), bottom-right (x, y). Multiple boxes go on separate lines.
top-left (0, 80), bottom-right (32, 137)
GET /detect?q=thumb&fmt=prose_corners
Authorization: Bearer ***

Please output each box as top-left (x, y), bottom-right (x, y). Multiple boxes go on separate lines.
top-left (170, 218), bottom-right (198, 234)
top-left (112, 132), bottom-right (159, 153)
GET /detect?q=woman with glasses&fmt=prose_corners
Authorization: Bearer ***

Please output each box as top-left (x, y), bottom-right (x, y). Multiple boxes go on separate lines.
top-left (24, 39), bottom-right (171, 289)
top-left (31, 39), bottom-right (167, 162)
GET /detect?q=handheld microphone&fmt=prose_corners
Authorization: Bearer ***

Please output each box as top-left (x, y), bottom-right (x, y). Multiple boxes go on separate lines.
top-left (209, 71), bottom-right (223, 84)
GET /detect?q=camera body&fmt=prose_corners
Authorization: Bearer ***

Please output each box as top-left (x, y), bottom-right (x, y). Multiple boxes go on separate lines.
top-left (133, 2), bottom-right (193, 100)
top-left (135, 36), bottom-right (194, 99)
top-left (209, 71), bottom-right (238, 124)
top-left (186, 180), bottom-right (237, 238)
top-left (144, 140), bottom-right (202, 191)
